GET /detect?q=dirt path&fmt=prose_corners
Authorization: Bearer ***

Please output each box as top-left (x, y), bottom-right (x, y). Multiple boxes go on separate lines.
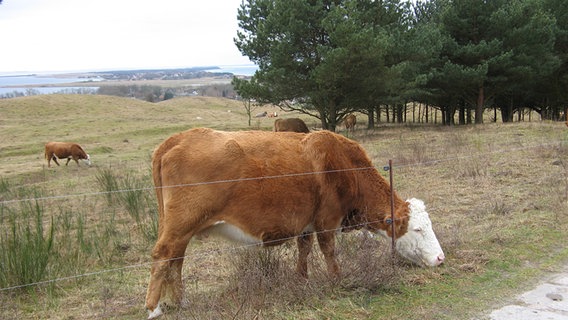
top-left (485, 265), bottom-right (568, 319)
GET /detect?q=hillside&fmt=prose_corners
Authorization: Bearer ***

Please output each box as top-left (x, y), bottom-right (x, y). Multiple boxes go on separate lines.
top-left (0, 95), bottom-right (270, 177)
top-left (0, 94), bottom-right (567, 319)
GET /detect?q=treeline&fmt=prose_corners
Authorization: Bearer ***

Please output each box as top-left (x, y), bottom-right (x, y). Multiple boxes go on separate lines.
top-left (233, 0), bottom-right (568, 129)
top-left (0, 87), bottom-right (98, 99)
top-left (97, 84), bottom-right (237, 102)
top-left (0, 83), bottom-right (237, 101)
top-left (93, 67), bottom-right (232, 81)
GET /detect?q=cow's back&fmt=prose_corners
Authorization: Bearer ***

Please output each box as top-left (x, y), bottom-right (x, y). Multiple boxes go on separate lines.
top-left (154, 128), bottom-right (366, 241)
top-left (45, 141), bottom-right (71, 158)
top-left (154, 128), bottom-right (376, 207)
top-left (155, 128), bottom-right (313, 196)
top-left (274, 118), bottom-right (310, 133)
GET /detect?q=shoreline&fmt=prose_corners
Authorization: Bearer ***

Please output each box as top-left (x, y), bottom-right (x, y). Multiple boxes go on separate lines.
top-left (1, 77), bottom-right (235, 89)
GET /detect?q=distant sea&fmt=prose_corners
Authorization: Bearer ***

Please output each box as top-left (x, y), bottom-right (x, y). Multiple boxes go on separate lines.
top-left (0, 64), bottom-right (258, 97)
top-left (0, 72), bottom-right (94, 97)
top-left (205, 64), bottom-right (258, 76)
top-left (0, 74), bottom-right (102, 96)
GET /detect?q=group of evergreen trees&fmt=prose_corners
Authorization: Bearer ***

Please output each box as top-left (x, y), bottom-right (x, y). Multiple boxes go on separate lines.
top-left (233, 0), bottom-right (567, 129)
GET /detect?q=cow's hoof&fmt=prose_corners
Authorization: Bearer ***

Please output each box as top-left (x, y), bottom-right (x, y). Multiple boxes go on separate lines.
top-left (147, 304), bottom-right (163, 319)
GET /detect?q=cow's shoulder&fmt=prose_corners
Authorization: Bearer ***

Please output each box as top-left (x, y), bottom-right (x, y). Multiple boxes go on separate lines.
top-left (301, 131), bottom-right (372, 188)
top-left (302, 131), bottom-right (370, 164)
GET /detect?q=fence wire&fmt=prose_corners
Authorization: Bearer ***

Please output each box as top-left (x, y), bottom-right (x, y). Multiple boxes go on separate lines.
top-left (0, 139), bottom-right (566, 293)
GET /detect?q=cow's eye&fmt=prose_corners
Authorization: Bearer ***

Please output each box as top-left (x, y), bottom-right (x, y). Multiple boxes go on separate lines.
top-left (414, 227), bottom-right (423, 232)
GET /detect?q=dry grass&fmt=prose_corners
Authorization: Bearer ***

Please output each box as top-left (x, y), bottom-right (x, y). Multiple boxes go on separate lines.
top-left (0, 95), bottom-right (567, 319)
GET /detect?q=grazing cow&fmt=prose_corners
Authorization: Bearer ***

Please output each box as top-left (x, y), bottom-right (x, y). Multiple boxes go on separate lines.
top-left (44, 142), bottom-right (91, 167)
top-left (343, 114), bottom-right (357, 132)
top-left (273, 117), bottom-right (310, 133)
top-left (145, 128), bottom-right (444, 318)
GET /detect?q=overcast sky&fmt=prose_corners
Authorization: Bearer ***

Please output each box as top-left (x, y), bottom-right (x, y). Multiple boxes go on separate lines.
top-left (0, 0), bottom-right (253, 74)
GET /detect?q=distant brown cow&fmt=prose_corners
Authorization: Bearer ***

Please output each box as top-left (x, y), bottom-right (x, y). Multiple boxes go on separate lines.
top-left (44, 142), bottom-right (91, 167)
top-left (273, 118), bottom-right (309, 133)
top-left (344, 114), bottom-right (356, 132)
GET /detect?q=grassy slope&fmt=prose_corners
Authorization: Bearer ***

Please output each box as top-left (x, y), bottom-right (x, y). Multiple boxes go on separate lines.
top-left (0, 95), bottom-right (274, 183)
top-left (0, 94), bottom-right (567, 319)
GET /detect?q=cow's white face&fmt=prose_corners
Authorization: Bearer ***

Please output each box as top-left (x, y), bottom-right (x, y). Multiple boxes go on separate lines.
top-left (83, 154), bottom-right (92, 166)
top-left (394, 198), bottom-right (445, 267)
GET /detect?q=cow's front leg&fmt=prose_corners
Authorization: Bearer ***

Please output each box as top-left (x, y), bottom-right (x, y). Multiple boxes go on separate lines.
top-left (316, 230), bottom-right (339, 277)
top-left (164, 251), bottom-right (186, 307)
top-left (296, 232), bottom-right (313, 278)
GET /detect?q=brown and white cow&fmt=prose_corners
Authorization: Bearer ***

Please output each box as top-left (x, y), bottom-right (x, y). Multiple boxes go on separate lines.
top-left (145, 128), bottom-right (444, 318)
top-left (273, 117), bottom-right (310, 133)
top-left (44, 142), bottom-right (91, 167)
top-left (343, 114), bottom-right (357, 132)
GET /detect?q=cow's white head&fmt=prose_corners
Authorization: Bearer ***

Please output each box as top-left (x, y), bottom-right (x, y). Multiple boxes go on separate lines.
top-left (393, 198), bottom-right (444, 267)
top-left (84, 154), bottom-right (92, 166)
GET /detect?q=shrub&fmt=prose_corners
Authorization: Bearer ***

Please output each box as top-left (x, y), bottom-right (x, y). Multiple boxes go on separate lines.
top-left (0, 200), bottom-right (54, 289)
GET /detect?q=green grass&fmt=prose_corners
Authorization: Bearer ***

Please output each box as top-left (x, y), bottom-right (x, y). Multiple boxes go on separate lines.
top-left (0, 94), bottom-right (567, 319)
top-left (0, 199), bottom-right (54, 291)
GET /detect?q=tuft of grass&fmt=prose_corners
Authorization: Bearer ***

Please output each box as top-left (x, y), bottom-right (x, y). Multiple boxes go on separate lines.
top-left (116, 170), bottom-right (158, 242)
top-left (95, 167), bottom-right (119, 205)
top-left (0, 177), bottom-right (11, 197)
top-left (93, 146), bottom-right (114, 154)
top-left (0, 199), bottom-right (54, 290)
top-left (95, 167), bottom-right (157, 242)
top-left (171, 233), bottom-right (406, 320)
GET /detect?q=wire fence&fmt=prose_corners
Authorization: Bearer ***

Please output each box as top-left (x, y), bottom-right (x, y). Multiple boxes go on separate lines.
top-left (2, 140), bottom-right (564, 206)
top-left (0, 138), bottom-right (567, 294)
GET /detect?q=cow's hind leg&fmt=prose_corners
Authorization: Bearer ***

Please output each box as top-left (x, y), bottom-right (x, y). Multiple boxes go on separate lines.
top-left (146, 236), bottom-right (191, 318)
top-left (51, 156), bottom-right (61, 166)
top-left (296, 233), bottom-right (313, 278)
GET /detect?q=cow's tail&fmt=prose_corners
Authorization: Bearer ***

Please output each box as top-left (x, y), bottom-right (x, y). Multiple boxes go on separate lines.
top-left (152, 148), bottom-right (166, 236)
top-left (151, 134), bottom-right (183, 236)
top-left (153, 131), bottom-right (199, 239)
top-left (44, 143), bottom-right (54, 161)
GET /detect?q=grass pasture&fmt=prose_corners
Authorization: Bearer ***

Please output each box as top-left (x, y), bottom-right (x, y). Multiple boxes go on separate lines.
top-left (0, 94), bottom-right (567, 319)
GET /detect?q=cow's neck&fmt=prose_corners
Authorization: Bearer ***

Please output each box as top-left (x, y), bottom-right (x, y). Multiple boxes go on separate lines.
top-left (361, 169), bottom-right (409, 238)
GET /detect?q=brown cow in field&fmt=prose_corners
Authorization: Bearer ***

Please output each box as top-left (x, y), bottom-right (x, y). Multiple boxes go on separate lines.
top-left (273, 117), bottom-right (310, 133)
top-left (145, 128), bottom-right (444, 318)
top-left (44, 142), bottom-right (91, 167)
top-left (343, 114), bottom-right (357, 132)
